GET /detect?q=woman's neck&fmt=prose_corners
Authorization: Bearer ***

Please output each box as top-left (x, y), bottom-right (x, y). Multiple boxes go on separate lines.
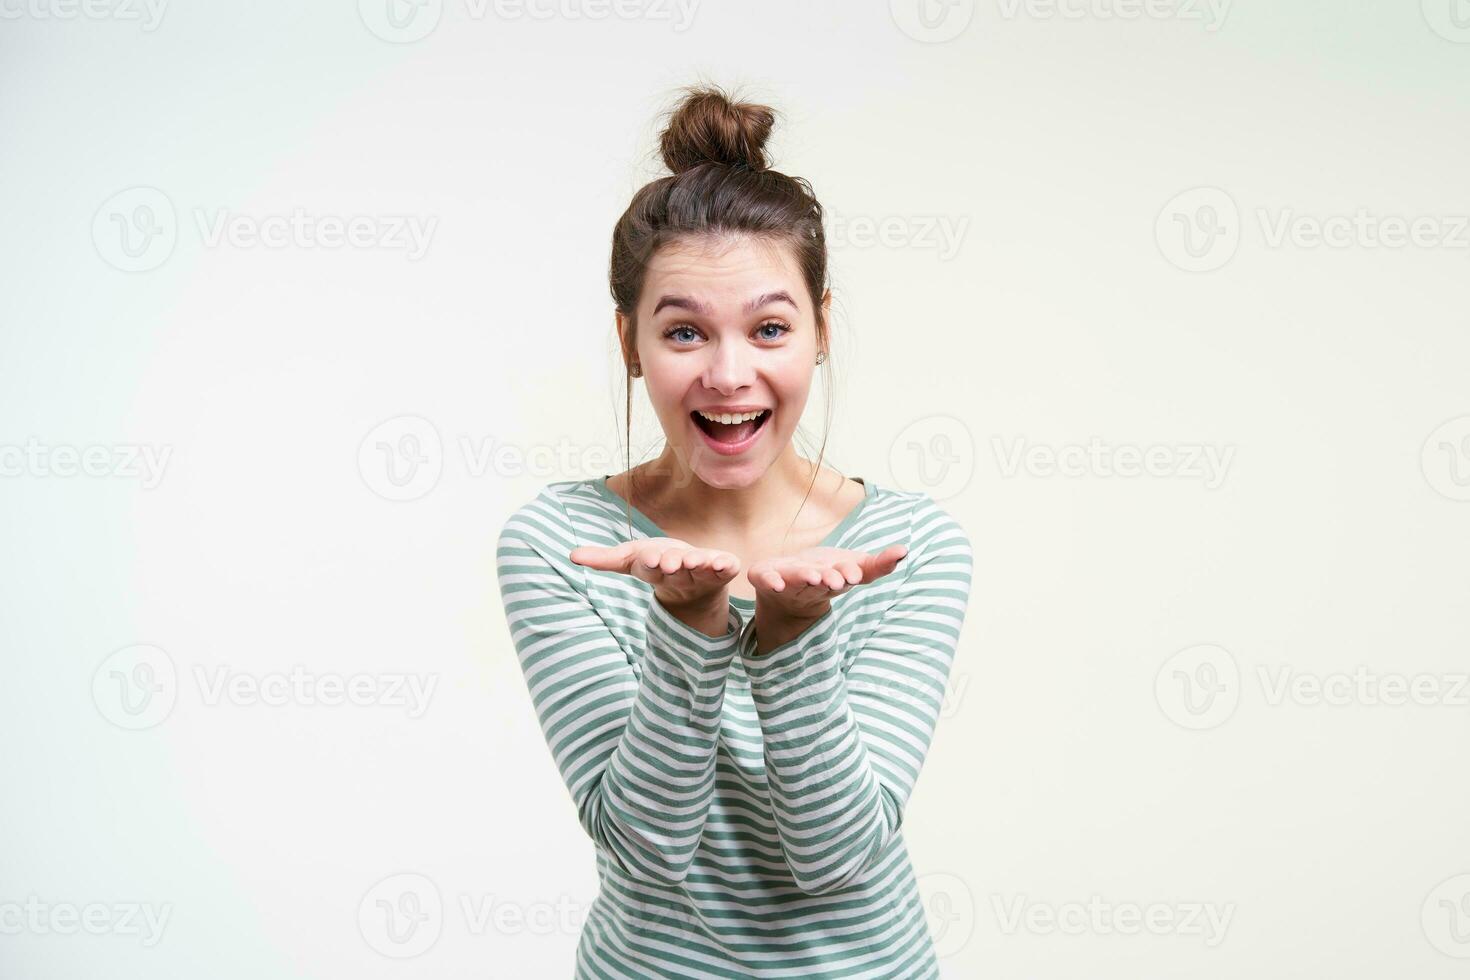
top-left (624, 448), bottom-right (837, 541)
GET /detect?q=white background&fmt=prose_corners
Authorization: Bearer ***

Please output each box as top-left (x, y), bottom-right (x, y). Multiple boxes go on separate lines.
top-left (3, 1), bottom-right (1470, 977)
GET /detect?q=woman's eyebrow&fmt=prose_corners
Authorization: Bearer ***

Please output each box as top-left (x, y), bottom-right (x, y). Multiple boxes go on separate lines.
top-left (652, 291), bottom-right (799, 316)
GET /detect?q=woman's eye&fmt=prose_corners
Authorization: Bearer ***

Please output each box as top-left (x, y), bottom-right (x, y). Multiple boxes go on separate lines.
top-left (757, 321), bottom-right (791, 341)
top-left (665, 325), bottom-right (701, 344)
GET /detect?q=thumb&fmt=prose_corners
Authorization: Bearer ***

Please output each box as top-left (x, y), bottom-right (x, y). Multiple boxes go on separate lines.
top-left (570, 543), bottom-right (632, 572)
top-left (863, 544), bottom-right (909, 582)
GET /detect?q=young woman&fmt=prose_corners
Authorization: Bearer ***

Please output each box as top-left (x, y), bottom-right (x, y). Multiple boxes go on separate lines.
top-left (496, 84), bottom-right (974, 979)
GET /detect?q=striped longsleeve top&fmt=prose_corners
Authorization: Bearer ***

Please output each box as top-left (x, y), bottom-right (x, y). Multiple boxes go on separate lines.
top-left (495, 475), bottom-right (974, 979)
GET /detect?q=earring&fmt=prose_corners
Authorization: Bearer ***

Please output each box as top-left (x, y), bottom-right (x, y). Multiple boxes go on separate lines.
top-left (815, 351), bottom-right (827, 364)
top-left (630, 363), bottom-right (642, 377)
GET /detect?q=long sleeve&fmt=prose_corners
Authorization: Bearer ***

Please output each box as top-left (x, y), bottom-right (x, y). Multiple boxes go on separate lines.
top-left (496, 494), bottom-right (741, 886)
top-left (738, 496), bottom-right (973, 895)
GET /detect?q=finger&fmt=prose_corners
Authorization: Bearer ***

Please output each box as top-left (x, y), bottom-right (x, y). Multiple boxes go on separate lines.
top-left (570, 544), bottom-right (629, 572)
top-left (706, 553), bottom-right (740, 579)
top-left (681, 550), bottom-right (725, 581)
top-left (658, 548), bottom-right (688, 576)
top-left (837, 559), bottom-right (864, 586)
top-left (855, 544), bottom-right (905, 581)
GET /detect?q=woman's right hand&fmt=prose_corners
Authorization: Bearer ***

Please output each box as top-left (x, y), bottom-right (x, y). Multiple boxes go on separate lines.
top-left (570, 537), bottom-right (741, 632)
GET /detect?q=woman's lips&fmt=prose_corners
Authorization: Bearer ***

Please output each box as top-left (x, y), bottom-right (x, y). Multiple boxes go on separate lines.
top-left (690, 410), bottom-right (771, 457)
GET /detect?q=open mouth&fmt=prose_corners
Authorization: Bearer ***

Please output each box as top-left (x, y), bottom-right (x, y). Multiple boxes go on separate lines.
top-left (690, 409), bottom-right (772, 447)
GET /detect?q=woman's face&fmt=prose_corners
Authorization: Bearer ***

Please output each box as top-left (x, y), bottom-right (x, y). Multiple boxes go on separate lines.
top-left (622, 233), bottom-right (827, 490)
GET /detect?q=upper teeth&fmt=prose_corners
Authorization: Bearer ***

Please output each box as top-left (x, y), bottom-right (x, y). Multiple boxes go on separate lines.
top-left (698, 410), bottom-right (766, 425)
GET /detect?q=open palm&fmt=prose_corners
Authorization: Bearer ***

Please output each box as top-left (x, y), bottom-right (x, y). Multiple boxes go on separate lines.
top-left (747, 544), bottom-right (908, 620)
top-left (570, 537), bottom-right (741, 609)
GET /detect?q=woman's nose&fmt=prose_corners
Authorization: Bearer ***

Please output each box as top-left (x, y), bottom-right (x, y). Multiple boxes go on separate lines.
top-left (702, 344), bottom-right (755, 393)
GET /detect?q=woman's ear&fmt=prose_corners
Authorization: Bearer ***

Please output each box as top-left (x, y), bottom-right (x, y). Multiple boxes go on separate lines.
top-left (616, 311), bottom-right (639, 376)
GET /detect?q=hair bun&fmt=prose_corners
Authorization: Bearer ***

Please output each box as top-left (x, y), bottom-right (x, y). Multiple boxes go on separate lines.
top-left (658, 84), bottom-right (776, 175)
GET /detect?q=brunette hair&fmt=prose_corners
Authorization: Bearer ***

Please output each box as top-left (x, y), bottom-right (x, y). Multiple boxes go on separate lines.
top-left (608, 81), bottom-right (838, 543)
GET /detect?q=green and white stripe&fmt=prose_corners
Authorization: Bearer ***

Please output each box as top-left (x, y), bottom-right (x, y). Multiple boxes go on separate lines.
top-left (496, 476), bottom-right (973, 979)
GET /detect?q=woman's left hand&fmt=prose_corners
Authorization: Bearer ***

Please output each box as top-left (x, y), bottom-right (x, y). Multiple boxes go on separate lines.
top-left (748, 544), bottom-right (909, 623)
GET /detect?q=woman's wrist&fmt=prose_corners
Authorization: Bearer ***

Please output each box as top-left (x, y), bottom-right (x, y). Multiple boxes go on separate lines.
top-left (751, 602), bottom-right (830, 656)
top-left (656, 590), bottom-right (731, 637)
